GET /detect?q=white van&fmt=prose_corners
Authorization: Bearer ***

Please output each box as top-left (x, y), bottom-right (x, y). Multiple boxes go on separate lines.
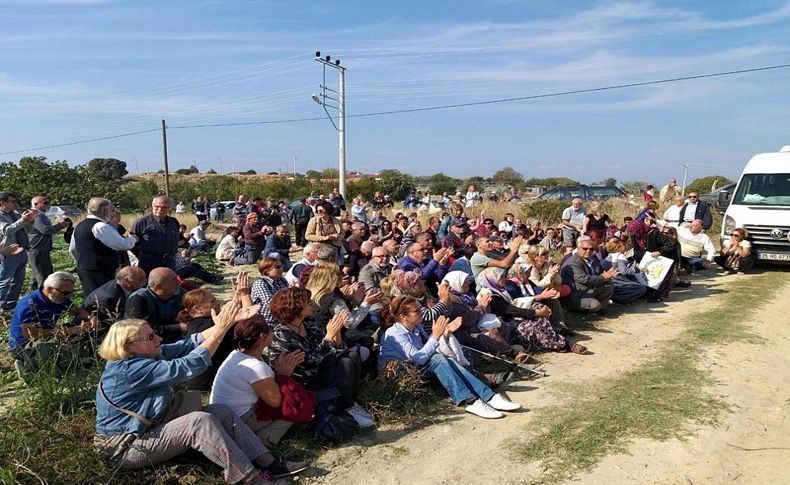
top-left (720, 145), bottom-right (790, 263)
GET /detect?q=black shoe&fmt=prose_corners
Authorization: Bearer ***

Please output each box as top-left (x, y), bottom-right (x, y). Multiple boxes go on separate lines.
top-left (675, 281), bottom-right (691, 288)
top-left (261, 457), bottom-right (308, 478)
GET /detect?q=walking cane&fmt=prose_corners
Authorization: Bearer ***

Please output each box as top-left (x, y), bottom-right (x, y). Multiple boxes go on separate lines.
top-left (461, 345), bottom-right (546, 378)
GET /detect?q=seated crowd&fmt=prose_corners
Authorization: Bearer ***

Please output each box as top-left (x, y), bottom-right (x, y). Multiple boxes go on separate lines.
top-left (0, 183), bottom-right (750, 484)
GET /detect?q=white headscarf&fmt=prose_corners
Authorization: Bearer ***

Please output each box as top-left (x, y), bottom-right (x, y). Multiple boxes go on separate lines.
top-left (442, 271), bottom-right (471, 293)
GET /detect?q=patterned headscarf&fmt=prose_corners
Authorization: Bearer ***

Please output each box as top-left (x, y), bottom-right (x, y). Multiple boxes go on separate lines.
top-left (392, 270), bottom-right (425, 298)
top-left (442, 271), bottom-right (477, 306)
top-left (477, 267), bottom-right (506, 292)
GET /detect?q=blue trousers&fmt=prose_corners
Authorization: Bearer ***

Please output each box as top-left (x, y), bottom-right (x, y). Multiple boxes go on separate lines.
top-left (0, 252), bottom-right (27, 310)
top-left (422, 353), bottom-right (494, 405)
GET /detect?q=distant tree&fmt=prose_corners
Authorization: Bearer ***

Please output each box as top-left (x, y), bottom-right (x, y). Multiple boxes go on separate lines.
top-left (377, 169), bottom-right (415, 200)
top-left (0, 156), bottom-right (93, 206)
top-left (491, 166), bottom-right (524, 185)
top-left (242, 169), bottom-right (257, 175)
top-left (620, 180), bottom-right (654, 196)
top-left (86, 158), bottom-right (128, 182)
top-left (320, 168), bottom-right (339, 179)
top-left (524, 177), bottom-right (579, 188)
top-left (187, 164), bottom-right (199, 174)
top-left (175, 168), bottom-right (192, 175)
top-left (305, 170), bottom-right (322, 179)
top-left (430, 179), bottom-right (459, 195)
top-left (596, 177), bottom-right (617, 187)
top-left (206, 168), bottom-right (217, 174)
top-left (686, 175), bottom-right (733, 195)
top-left (463, 176), bottom-right (486, 188)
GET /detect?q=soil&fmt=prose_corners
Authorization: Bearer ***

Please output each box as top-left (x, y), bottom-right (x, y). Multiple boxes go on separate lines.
top-left (283, 270), bottom-right (790, 485)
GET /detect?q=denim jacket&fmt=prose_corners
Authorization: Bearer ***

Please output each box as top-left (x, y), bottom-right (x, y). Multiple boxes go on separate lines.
top-left (95, 334), bottom-right (210, 436)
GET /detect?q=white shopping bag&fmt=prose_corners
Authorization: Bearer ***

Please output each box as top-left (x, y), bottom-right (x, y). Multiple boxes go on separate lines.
top-left (638, 253), bottom-right (673, 289)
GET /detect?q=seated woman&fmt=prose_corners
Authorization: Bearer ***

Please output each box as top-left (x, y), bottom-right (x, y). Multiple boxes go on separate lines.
top-left (251, 258), bottom-right (289, 325)
top-left (389, 270), bottom-right (451, 333)
top-left (183, 273), bottom-right (255, 390)
top-left (210, 312), bottom-right (306, 454)
top-left (628, 214), bottom-right (679, 302)
top-left (268, 287), bottom-right (375, 428)
top-left (216, 226), bottom-right (242, 263)
top-left (603, 237), bottom-right (647, 304)
top-left (378, 296), bottom-right (521, 419)
top-left (477, 268), bottom-right (586, 355)
top-left (714, 228), bottom-right (753, 273)
top-left (505, 263), bottom-right (570, 334)
top-left (94, 301), bottom-right (300, 485)
top-left (305, 263), bottom-right (382, 336)
top-left (441, 271), bottom-right (530, 363)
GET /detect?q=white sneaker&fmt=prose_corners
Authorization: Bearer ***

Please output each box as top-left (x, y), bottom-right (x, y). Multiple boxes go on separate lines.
top-left (464, 399), bottom-right (504, 419)
top-left (487, 393), bottom-right (522, 412)
top-left (346, 405), bottom-right (375, 428)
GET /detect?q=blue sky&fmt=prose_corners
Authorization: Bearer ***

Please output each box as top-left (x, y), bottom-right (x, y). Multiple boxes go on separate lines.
top-left (1, 0), bottom-right (789, 184)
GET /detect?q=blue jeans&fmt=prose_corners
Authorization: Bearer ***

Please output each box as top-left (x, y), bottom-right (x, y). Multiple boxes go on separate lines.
top-left (422, 353), bottom-right (494, 405)
top-left (685, 257), bottom-right (708, 271)
top-left (0, 252), bottom-right (27, 310)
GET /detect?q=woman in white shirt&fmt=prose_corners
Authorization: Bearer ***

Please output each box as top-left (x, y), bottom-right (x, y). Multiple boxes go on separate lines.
top-left (465, 184), bottom-right (481, 208)
top-left (210, 313), bottom-right (305, 449)
top-left (714, 227), bottom-right (753, 273)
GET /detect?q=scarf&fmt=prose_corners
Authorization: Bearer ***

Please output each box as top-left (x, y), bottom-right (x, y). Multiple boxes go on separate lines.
top-left (476, 267), bottom-right (512, 304)
top-left (442, 271), bottom-right (477, 307)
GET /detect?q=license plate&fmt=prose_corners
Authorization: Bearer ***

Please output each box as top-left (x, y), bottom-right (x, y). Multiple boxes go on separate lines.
top-left (757, 252), bottom-right (790, 261)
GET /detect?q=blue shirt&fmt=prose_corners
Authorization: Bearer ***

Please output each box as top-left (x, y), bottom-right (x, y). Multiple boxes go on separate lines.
top-left (378, 322), bottom-right (438, 369)
top-left (95, 333), bottom-right (210, 436)
top-left (9, 289), bottom-right (71, 349)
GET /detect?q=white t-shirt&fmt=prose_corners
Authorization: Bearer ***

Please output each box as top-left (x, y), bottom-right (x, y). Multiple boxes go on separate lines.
top-left (215, 234), bottom-right (236, 260)
top-left (189, 226), bottom-right (206, 244)
top-left (209, 350), bottom-right (275, 416)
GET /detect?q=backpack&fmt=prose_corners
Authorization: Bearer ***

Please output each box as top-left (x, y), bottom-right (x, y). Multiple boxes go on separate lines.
top-left (310, 396), bottom-right (359, 441)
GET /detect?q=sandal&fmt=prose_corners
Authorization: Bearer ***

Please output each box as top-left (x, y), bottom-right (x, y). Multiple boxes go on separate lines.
top-left (514, 352), bottom-right (532, 364)
top-left (569, 343), bottom-right (588, 355)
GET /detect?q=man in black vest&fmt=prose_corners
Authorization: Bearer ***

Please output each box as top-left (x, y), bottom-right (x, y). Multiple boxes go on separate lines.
top-left (70, 197), bottom-right (138, 296)
top-left (131, 196), bottom-right (180, 275)
top-left (124, 267), bottom-right (185, 343)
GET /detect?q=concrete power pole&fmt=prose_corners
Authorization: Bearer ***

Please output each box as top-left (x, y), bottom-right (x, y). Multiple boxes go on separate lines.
top-left (313, 51), bottom-right (347, 200)
top-left (161, 119), bottom-right (171, 197)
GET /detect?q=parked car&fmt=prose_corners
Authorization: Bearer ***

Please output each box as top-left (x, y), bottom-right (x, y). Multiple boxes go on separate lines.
top-left (698, 182), bottom-right (736, 213)
top-left (209, 201), bottom-right (235, 219)
top-left (45, 205), bottom-right (84, 219)
top-left (536, 185), bottom-right (628, 201)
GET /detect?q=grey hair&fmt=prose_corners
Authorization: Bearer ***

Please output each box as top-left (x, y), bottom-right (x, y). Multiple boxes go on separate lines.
top-left (529, 218), bottom-right (541, 226)
top-left (87, 197), bottom-right (114, 219)
top-left (406, 242), bottom-right (423, 254)
top-left (43, 271), bottom-right (76, 289)
top-left (115, 266), bottom-right (143, 283)
top-left (576, 235), bottom-right (593, 245)
top-left (361, 240), bottom-right (375, 253)
top-left (351, 222), bottom-right (365, 231)
top-left (276, 224), bottom-right (287, 232)
top-left (316, 244), bottom-right (336, 261)
top-left (151, 195), bottom-right (174, 208)
top-left (303, 242), bottom-right (320, 254)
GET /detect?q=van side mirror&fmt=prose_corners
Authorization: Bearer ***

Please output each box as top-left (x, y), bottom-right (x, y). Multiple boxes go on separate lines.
top-left (717, 189), bottom-right (731, 210)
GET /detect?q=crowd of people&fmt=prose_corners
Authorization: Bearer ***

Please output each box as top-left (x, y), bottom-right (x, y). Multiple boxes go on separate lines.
top-left (0, 179), bottom-right (753, 484)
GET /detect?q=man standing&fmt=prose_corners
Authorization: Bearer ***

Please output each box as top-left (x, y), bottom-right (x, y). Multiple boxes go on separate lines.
top-left (560, 198), bottom-right (586, 251)
top-left (28, 196), bottom-right (72, 291)
top-left (289, 197), bottom-right (313, 247)
top-left (0, 192), bottom-right (38, 310)
top-left (71, 197), bottom-right (138, 296)
top-left (560, 235), bottom-right (617, 313)
top-left (193, 196), bottom-right (208, 223)
top-left (232, 195), bottom-right (248, 226)
top-left (678, 192), bottom-right (713, 230)
top-left (131, 196), bottom-right (180, 275)
top-left (660, 178), bottom-right (681, 203)
top-left (124, 267), bottom-right (185, 343)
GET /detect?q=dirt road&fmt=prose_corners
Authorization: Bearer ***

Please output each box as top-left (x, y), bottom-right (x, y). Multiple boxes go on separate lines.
top-left (298, 271), bottom-right (790, 485)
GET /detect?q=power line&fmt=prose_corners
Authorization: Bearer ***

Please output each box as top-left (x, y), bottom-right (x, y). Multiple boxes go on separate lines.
top-left (3, 62), bottom-right (789, 154)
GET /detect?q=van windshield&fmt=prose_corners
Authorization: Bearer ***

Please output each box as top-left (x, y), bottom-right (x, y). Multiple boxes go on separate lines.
top-left (732, 173), bottom-right (790, 206)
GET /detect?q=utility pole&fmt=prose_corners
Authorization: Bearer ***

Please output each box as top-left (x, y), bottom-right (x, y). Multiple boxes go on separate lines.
top-left (161, 119), bottom-right (171, 197)
top-left (681, 163), bottom-right (689, 196)
top-left (293, 155), bottom-right (297, 176)
top-left (313, 51), bottom-right (347, 200)
top-left (218, 156), bottom-right (223, 175)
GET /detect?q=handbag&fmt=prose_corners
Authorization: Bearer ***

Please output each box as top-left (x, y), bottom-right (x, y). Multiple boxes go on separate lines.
top-left (726, 251), bottom-right (741, 271)
top-left (99, 383), bottom-right (202, 427)
top-left (310, 396), bottom-right (359, 441)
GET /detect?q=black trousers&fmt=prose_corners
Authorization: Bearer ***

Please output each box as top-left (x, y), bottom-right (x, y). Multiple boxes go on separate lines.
top-left (77, 268), bottom-right (114, 297)
top-left (295, 220), bottom-right (309, 247)
top-left (28, 249), bottom-right (54, 291)
top-left (303, 352), bottom-right (361, 409)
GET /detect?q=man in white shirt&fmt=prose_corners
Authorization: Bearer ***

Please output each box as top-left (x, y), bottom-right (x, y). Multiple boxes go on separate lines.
top-left (188, 220), bottom-right (213, 251)
top-left (561, 198), bottom-right (587, 252)
top-left (70, 197), bottom-right (138, 295)
top-left (677, 219), bottom-right (716, 272)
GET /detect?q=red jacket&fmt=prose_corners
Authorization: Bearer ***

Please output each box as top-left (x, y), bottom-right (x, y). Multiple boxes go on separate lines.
top-left (255, 375), bottom-right (316, 424)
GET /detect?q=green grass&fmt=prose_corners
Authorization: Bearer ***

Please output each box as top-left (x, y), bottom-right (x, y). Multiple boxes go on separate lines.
top-left (510, 269), bottom-right (789, 483)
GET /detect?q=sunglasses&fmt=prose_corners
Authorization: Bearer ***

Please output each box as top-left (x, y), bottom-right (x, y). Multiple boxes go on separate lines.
top-left (730, 233), bottom-right (741, 237)
top-left (578, 247), bottom-right (594, 252)
top-left (52, 287), bottom-right (75, 296)
top-left (688, 196), bottom-right (698, 199)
